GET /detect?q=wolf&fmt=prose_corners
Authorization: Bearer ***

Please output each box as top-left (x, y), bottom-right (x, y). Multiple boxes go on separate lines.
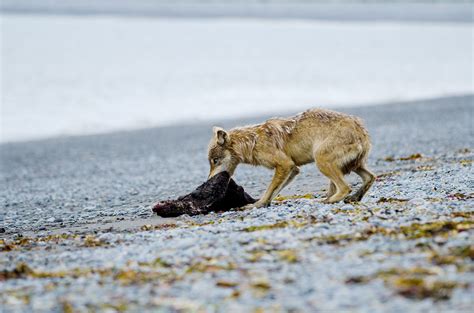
top-left (207, 108), bottom-right (376, 208)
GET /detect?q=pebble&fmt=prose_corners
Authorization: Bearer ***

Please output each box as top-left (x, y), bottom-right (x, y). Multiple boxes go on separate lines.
top-left (339, 204), bottom-right (355, 211)
top-left (408, 198), bottom-right (427, 207)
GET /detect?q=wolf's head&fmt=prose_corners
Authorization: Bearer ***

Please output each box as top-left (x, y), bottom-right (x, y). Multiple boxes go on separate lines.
top-left (207, 126), bottom-right (238, 178)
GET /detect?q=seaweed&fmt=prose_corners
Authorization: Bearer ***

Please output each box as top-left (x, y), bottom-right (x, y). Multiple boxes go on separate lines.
top-left (429, 245), bottom-right (474, 270)
top-left (459, 159), bottom-right (473, 166)
top-left (250, 279), bottom-right (271, 294)
top-left (383, 153), bottom-right (424, 162)
top-left (274, 194), bottom-right (316, 201)
top-left (0, 263), bottom-right (35, 281)
top-left (242, 220), bottom-right (308, 232)
top-left (216, 280), bottom-right (239, 288)
top-left (392, 278), bottom-right (458, 300)
top-left (277, 250), bottom-right (299, 263)
top-left (399, 153), bottom-right (423, 161)
top-left (415, 165), bottom-right (434, 171)
top-left (448, 193), bottom-right (474, 201)
top-left (451, 211), bottom-right (474, 218)
top-left (139, 224), bottom-right (179, 231)
top-left (83, 235), bottom-right (108, 247)
top-left (347, 267), bottom-right (468, 301)
top-left (377, 197), bottom-right (408, 204)
top-left (246, 248), bottom-right (299, 263)
top-left (0, 233), bottom-right (100, 252)
top-left (185, 260), bottom-right (236, 273)
top-left (398, 220), bottom-right (474, 239)
top-left (376, 171), bottom-right (401, 181)
top-left (152, 172), bottom-right (256, 217)
top-left (306, 219), bottom-right (473, 247)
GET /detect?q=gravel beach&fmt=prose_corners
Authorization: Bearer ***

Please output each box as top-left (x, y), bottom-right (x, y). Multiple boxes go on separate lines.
top-left (1, 95), bottom-right (473, 312)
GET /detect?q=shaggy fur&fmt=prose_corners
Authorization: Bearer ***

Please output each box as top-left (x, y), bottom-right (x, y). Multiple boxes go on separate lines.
top-left (208, 108), bottom-right (376, 208)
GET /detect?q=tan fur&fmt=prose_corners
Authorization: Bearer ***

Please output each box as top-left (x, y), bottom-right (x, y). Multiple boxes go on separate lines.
top-left (208, 108), bottom-right (376, 208)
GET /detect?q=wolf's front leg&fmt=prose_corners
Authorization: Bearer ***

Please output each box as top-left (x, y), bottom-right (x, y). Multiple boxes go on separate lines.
top-left (243, 165), bottom-right (294, 209)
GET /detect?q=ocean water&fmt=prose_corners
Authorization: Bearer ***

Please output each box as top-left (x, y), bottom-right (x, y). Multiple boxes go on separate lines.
top-left (2, 1), bottom-right (471, 22)
top-left (1, 14), bottom-right (472, 143)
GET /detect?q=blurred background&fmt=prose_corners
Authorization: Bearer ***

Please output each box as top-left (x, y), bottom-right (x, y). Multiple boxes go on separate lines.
top-left (1, 0), bottom-right (472, 143)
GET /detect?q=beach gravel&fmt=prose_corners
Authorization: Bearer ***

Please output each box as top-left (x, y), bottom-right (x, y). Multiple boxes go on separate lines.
top-left (0, 95), bottom-right (473, 312)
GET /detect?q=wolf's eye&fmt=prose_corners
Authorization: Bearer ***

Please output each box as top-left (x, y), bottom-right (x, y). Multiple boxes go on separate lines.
top-left (213, 158), bottom-right (219, 165)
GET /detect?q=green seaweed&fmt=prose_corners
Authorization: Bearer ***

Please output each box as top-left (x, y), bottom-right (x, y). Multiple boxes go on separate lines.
top-left (398, 220), bottom-right (474, 239)
top-left (451, 211), bottom-right (474, 218)
top-left (242, 220), bottom-right (307, 232)
top-left (0, 233), bottom-right (110, 252)
top-left (415, 165), bottom-right (434, 171)
top-left (399, 153), bottom-right (423, 161)
top-left (277, 249), bottom-right (299, 263)
top-left (100, 302), bottom-right (129, 312)
top-left (152, 257), bottom-right (172, 268)
top-left (448, 193), bottom-right (474, 201)
top-left (392, 278), bottom-right (460, 301)
top-left (429, 245), bottom-right (474, 270)
top-left (185, 260), bottom-right (236, 273)
top-left (383, 153), bottom-right (424, 162)
top-left (250, 279), bottom-right (272, 296)
top-left (216, 280), bottom-right (239, 288)
top-left (306, 219), bottom-right (473, 247)
top-left (347, 267), bottom-right (467, 301)
top-left (459, 159), bottom-right (473, 166)
top-left (0, 263), bottom-right (35, 281)
top-left (377, 197), bottom-right (408, 204)
top-left (83, 235), bottom-right (108, 247)
top-left (274, 194), bottom-right (316, 201)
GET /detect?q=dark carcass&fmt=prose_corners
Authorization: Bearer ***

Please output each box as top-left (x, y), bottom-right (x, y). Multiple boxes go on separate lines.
top-left (152, 171), bottom-right (256, 217)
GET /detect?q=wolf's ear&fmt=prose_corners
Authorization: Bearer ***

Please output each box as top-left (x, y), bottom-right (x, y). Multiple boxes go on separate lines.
top-left (213, 126), bottom-right (228, 145)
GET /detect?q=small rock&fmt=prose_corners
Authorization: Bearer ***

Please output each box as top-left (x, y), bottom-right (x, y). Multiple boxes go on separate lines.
top-left (0, 227), bottom-right (5, 233)
top-left (408, 198), bottom-right (427, 207)
top-left (340, 204), bottom-right (355, 211)
top-left (46, 217), bottom-right (55, 222)
top-left (174, 238), bottom-right (196, 250)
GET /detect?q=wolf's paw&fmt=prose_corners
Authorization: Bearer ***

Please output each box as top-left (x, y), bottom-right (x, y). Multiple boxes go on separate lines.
top-left (322, 197), bottom-right (346, 204)
top-left (241, 201), bottom-right (269, 210)
top-left (344, 194), bottom-right (362, 203)
top-left (241, 203), bottom-right (255, 210)
top-left (321, 198), bottom-right (334, 204)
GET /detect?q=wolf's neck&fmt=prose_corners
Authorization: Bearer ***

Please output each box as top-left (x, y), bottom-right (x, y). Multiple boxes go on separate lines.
top-left (229, 129), bottom-right (258, 165)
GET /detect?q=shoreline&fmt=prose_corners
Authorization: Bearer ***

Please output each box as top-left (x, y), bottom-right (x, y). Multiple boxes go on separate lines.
top-left (1, 93), bottom-right (472, 146)
top-left (2, 2), bottom-right (472, 23)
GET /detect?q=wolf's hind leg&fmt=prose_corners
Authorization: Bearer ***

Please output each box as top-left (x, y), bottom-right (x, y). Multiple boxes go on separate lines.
top-left (315, 154), bottom-right (351, 203)
top-left (344, 165), bottom-right (376, 203)
top-left (326, 182), bottom-right (336, 199)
